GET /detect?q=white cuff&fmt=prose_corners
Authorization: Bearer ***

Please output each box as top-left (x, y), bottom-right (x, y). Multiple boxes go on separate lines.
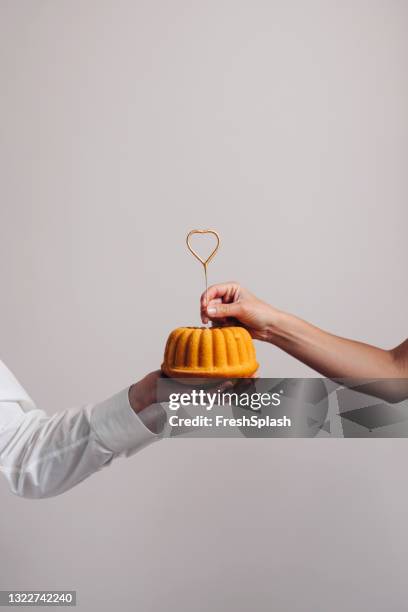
top-left (90, 388), bottom-right (163, 456)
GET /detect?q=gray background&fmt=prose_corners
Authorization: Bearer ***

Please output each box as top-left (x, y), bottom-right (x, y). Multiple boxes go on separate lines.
top-left (0, 1), bottom-right (407, 610)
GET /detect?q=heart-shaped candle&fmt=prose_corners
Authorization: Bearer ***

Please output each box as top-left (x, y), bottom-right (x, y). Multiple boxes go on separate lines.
top-left (186, 229), bottom-right (220, 317)
top-left (186, 229), bottom-right (220, 267)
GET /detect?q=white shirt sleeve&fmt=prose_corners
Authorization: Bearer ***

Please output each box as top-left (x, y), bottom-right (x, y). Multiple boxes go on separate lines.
top-left (0, 360), bottom-right (164, 499)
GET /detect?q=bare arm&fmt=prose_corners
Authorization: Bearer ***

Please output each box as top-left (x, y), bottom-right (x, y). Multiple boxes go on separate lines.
top-left (267, 312), bottom-right (407, 380)
top-left (201, 282), bottom-right (408, 402)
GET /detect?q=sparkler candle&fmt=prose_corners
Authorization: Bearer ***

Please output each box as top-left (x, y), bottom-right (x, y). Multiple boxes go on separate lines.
top-left (186, 229), bottom-right (220, 321)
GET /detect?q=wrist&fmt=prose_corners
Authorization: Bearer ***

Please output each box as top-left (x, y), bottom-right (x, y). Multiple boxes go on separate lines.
top-left (128, 382), bottom-right (148, 414)
top-left (264, 308), bottom-right (293, 345)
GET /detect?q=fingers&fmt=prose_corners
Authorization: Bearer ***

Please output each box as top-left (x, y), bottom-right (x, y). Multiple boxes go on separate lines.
top-left (206, 301), bottom-right (243, 320)
top-left (216, 379), bottom-right (234, 393)
top-left (166, 378), bottom-right (234, 398)
top-left (200, 282), bottom-right (240, 309)
top-left (200, 282), bottom-right (241, 324)
top-left (149, 370), bottom-right (162, 379)
top-left (201, 298), bottom-right (221, 324)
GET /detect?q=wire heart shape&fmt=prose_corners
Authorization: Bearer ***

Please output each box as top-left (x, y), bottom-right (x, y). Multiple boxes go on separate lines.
top-left (186, 229), bottom-right (220, 267)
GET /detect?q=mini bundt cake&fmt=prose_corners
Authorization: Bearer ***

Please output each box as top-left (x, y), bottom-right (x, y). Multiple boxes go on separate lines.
top-left (162, 326), bottom-right (258, 378)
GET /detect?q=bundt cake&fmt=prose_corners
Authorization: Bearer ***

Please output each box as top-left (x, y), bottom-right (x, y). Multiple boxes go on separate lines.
top-left (162, 326), bottom-right (258, 378)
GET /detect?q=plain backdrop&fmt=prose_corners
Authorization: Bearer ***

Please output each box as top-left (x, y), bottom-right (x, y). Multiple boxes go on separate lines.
top-left (1, 1), bottom-right (407, 610)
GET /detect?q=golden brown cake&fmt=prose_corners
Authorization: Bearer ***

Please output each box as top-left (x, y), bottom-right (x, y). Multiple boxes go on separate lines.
top-left (162, 326), bottom-right (258, 378)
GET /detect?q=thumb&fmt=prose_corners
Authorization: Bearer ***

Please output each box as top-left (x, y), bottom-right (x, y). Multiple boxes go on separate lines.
top-left (206, 301), bottom-right (242, 319)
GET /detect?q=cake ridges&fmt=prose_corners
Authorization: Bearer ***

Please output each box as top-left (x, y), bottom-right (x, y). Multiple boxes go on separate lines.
top-left (162, 325), bottom-right (258, 378)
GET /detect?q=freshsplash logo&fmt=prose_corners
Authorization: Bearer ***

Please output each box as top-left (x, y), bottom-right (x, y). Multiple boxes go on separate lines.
top-left (168, 389), bottom-right (283, 411)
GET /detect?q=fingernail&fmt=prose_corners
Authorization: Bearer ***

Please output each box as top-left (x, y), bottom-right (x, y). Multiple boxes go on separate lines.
top-left (207, 307), bottom-right (216, 315)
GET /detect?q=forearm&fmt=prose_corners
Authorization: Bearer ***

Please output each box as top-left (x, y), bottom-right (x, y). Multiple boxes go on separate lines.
top-left (266, 310), bottom-right (404, 379)
top-left (0, 389), bottom-right (162, 499)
